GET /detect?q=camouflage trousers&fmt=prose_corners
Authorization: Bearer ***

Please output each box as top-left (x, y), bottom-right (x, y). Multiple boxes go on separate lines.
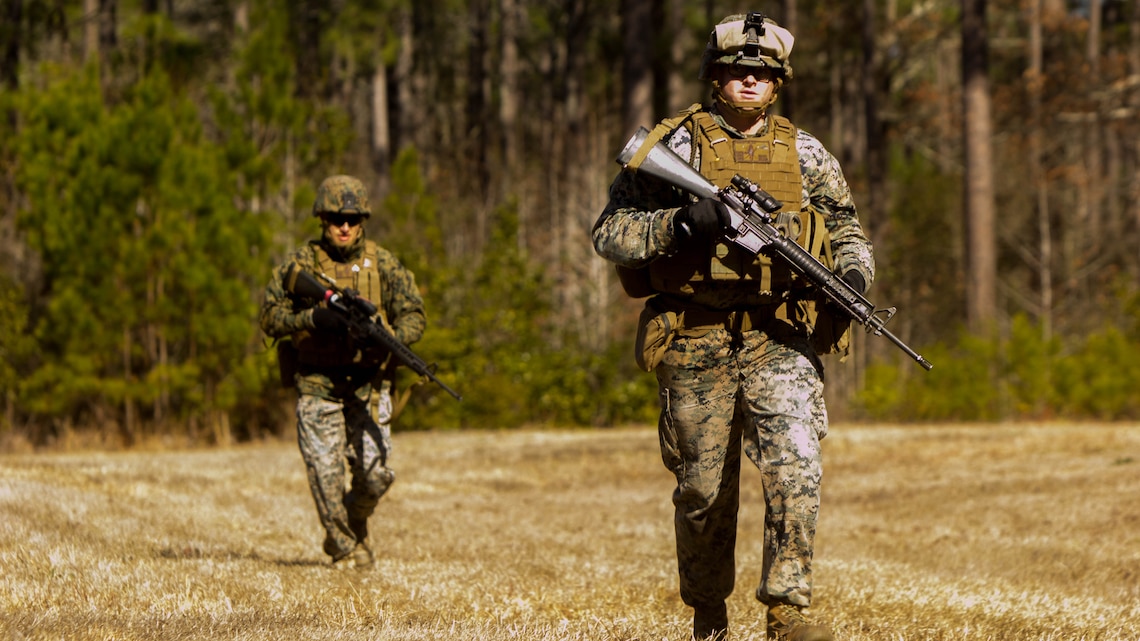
top-left (655, 327), bottom-right (827, 609)
top-left (295, 381), bottom-right (395, 561)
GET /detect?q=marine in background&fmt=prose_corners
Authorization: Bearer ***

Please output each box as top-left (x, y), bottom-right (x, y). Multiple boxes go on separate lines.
top-left (260, 175), bottom-right (425, 569)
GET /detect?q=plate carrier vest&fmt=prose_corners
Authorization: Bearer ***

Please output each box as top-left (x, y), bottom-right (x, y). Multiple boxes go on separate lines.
top-left (292, 239), bottom-right (390, 369)
top-left (645, 106), bottom-right (834, 308)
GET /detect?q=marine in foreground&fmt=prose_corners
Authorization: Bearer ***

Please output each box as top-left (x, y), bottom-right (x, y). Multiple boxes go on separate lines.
top-left (594, 12), bottom-right (875, 641)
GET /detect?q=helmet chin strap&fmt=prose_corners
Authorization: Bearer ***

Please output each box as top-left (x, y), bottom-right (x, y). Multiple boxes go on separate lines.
top-left (714, 91), bottom-right (767, 117)
top-left (712, 89), bottom-right (777, 119)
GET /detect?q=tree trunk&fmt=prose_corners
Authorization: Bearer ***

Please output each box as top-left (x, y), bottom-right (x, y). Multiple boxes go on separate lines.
top-left (122, 324), bottom-right (136, 441)
top-left (0, 0), bottom-right (20, 92)
top-left (499, 0), bottom-right (521, 179)
top-left (778, 0), bottom-right (797, 120)
top-left (99, 0), bottom-right (117, 52)
top-left (1027, 0), bottom-right (1053, 340)
top-left (937, 39), bottom-right (955, 170)
top-left (1084, 0), bottom-right (1102, 241)
top-left (861, 0), bottom-right (887, 229)
top-left (558, 0), bottom-right (591, 351)
top-left (394, 6), bottom-right (416, 149)
top-left (466, 0), bottom-right (490, 209)
top-left (233, 0), bottom-right (248, 32)
top-left (862, 0), bottom-right (891, 370)
top-left (1132, 0), bottom-right (1140, 75)
top-left (828, 35), bottom-right (844, 163)
top-left (1132, 0), bottom-right (1140, 253)
top-left (621, 0), bottom-right (654, 135)
top-left (857, 0), bottom-right (884, 218)
top-left (290, 1), bottom-right (324, 99)
top-left (961, 0), bottom-right (997, 331)
top-left (156, 272), bottom-right (168, 426)
top-left (1024, 0), bottom-right (1053, 414)
top-left (84, 0), bottom-right (98, 62)
top-left (371, 55), bottom-right (391, 196)
top-left (666, 0), bottom-right (688, 113)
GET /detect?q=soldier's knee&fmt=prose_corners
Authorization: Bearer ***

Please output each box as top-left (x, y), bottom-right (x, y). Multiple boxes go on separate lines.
top-left (675, 479), bottom-right (727, 516)
top-left (364, 466), bottom-right (395, 499)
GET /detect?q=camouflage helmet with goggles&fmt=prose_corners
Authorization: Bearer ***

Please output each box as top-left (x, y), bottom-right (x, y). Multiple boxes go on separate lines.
top-left (698, 12), bottom-right (794, 82)
top-left (312, 175), bottom-right (371, 218)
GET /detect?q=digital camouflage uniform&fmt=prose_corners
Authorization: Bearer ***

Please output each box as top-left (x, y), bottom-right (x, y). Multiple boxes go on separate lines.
top-left (593, 106), bottom-right (874, 615)
top-left (260, 176), bottom-right (425, 564)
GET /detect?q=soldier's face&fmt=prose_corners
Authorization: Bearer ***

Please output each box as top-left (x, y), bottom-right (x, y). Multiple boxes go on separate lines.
top-left (716, 64), bottom-right (776, 107)
top-left (323, 213), bottom-right (365, 248)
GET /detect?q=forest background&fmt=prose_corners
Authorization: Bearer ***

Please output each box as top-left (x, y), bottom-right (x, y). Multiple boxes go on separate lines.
top-left (1, 0), bottom-right (1139, 448)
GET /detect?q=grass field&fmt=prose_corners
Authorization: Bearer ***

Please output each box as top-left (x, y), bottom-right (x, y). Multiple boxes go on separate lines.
top-left (1, 423), bottom-right (1138, 640)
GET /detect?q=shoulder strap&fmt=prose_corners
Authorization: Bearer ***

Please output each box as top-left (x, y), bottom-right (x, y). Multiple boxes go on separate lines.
top-left (769, 114), bottom-right (797, 145)
top-left (626, 103), bottom-right (704, 170)
top-left (687, 110), bottom-right (730, 159)
top-left (362, 239), bottom-right (382, 268)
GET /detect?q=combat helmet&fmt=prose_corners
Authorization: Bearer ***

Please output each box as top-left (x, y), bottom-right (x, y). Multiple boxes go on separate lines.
top-left (697, 12), bottom-right (794, 82)
top-left (312, 175), bottom-right (371, 217)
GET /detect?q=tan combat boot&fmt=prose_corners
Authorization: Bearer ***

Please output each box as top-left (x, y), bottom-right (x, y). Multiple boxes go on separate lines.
top-left (350, 541), bottom-right (374, 569)
top-left (766, 603), bottom-right (834, 641)
top-left (329, 550), bottom-right (356, 571)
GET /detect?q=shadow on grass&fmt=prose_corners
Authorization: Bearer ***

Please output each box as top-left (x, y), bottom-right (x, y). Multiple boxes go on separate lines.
top-left (156, 544), bottom-right (327, 567)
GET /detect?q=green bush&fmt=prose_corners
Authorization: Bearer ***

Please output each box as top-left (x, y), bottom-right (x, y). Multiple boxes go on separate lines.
top-left (857, 313), bottom-right (1140, 422)
top-left (1055, 327), bottom-right (1140, 420)
top-left (382, 184), bottom-right (659, 431)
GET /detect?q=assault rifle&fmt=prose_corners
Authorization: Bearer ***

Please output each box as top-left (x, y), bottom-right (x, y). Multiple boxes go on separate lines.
top-left (285, 264), bottom-right (463, 399)
top-left (617, 127), bottom-right (933, 371)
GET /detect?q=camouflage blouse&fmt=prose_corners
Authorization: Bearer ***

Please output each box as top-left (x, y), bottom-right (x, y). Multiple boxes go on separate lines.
top-left (593, 107), bottom-right (875, 287)
top-left (260, 233), bottom-right (425, 400)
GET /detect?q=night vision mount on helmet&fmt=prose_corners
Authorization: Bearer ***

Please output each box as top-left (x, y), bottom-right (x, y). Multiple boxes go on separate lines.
top-left (697, 12), bottom-right (795, 81)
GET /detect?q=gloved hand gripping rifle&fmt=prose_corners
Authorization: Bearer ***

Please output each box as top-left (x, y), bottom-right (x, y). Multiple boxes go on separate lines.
top-left (616, 127), bottom-right (933, 371)
top-left (285, 264), bottom-right (463, 399)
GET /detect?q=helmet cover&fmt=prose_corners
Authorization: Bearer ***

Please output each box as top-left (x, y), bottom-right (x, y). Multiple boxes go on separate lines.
top-left (312, 175), bottom-right (371, 217)
top-left (698, 12), bottom-right (794, 81)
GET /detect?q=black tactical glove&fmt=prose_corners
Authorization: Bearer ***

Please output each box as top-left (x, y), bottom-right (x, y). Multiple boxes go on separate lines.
top-left (674, 199), bottom-right (730, 240)
top-left (840, 270), bottom-right (867, 295)
top-left (311, 307), bottom-right (348, 334)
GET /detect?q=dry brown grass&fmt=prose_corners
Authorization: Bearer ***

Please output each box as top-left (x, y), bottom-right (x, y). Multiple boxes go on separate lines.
top-left (1, 423), bottom-right (1138, 640)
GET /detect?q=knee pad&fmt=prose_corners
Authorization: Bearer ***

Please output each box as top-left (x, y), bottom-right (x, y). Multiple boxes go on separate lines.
top-left (366, 466), bottom-right (395, 499)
